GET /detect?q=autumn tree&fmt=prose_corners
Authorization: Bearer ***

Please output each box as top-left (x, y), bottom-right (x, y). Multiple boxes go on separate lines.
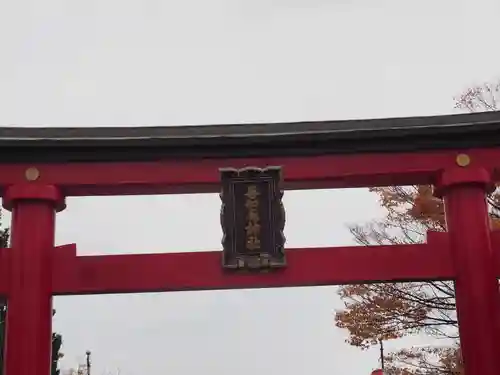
top-left (335, 79), bottom-right (500, 375)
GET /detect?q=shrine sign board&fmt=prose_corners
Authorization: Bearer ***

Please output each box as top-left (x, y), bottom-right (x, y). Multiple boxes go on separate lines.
top-left (220, 166), bottom-right (285, 270)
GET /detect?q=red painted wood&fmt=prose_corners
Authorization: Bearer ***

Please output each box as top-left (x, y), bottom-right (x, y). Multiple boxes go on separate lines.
top-left (0, 147), bottom-right (499, 374)
top-left (51, 232), bottom-right (452, 295)
top-left (2, 185), bottom-right (62, 375)
top-left (2, 183), bottom-right (66, 212)
top-left (437, 167), bottom-right (500, 375)
top-left (0, 148), bottom-right (497, 197)
top-left (490, 231), bottom-right (500, 272)
top-left (15, 231), bottom-right (490, 294)
top-left (0, 249), bottom-right (10, 296)
top-left (0, 149), bottom-right (472, 196)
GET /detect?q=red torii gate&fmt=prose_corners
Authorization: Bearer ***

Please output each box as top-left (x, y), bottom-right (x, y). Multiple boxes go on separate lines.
top-left (1, 112), bottom-right (500, 375)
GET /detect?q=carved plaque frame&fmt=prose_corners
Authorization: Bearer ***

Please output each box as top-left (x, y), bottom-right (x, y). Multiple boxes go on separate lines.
top-left (220, 166), bottom-right (286, 271)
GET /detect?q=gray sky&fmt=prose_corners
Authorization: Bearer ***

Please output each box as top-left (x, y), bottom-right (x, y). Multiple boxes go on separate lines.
top-left (0, 0), bottom-right (499, 374)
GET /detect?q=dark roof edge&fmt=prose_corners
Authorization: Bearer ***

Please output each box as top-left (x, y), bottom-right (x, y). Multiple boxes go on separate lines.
top-left (0, 111), bottom-right (498, 143)
top-left (0, 111), bottom-right (499, 162)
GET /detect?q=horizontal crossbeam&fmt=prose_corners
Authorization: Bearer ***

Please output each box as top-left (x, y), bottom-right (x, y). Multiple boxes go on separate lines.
top-left (2, 148), bottom-right (500, 196)
top-left (0, 231), bottom-right (498, 296)
top-left (2, 231), bottom-right (500, 296)
top-left (50, 232), bottom-right (453, 295)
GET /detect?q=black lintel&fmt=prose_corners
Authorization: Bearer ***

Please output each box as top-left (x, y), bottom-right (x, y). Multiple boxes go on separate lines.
top-left (0, 111), bottom-right (499, 163)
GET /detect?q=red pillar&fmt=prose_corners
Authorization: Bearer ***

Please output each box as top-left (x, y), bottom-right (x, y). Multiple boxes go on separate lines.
top-left (435, 164), bottom-right (499, 375)
top-left (2, 184), bottom-right (65, 375)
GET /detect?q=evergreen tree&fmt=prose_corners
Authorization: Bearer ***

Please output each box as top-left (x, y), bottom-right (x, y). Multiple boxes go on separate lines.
top-left (52, 332), bottom-right (63, 375)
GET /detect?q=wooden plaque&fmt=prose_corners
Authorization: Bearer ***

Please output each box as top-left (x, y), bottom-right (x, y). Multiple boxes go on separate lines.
top-left (220, 166), bottom-right (286, 271)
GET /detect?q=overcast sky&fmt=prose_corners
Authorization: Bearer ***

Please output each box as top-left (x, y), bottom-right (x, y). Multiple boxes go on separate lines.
top-left (1, 0), bottom-right (500, 374)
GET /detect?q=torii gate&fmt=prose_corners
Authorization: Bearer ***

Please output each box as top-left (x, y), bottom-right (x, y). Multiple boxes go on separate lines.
top-left (1, 112), bottom-right (500, 375)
